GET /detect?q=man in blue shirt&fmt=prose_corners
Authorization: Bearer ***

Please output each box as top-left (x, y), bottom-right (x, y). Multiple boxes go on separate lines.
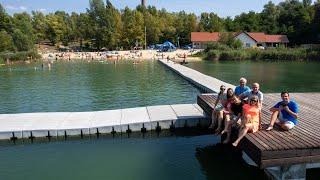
top-left (234, 77), bottom-right (250, 96)
top-left (266, 91), bottom-right (299, 131)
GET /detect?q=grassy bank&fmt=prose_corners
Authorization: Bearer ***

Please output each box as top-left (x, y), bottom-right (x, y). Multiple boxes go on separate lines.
top-left (0, 50), bottom-right (41, 63)
top-left (200, 44), bottom-right (320, 61)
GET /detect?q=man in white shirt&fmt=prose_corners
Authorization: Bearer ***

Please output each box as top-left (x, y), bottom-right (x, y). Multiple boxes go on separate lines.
top-left (239, 82), bottom-right (263, 107)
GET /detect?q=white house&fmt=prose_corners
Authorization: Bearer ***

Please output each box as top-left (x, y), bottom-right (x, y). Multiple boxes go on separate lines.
top-left (191, 32), bottom-right (289, 49)
top-left (234, 32), bottom-right (289, 48)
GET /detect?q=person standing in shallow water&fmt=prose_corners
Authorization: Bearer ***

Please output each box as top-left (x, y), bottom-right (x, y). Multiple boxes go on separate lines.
top-left (234, 77), bottom-right (250, 96)
top-left (266, 91), bottom-right (299, 131)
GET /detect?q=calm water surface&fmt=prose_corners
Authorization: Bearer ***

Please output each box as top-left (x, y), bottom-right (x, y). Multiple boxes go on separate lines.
top-left (186, 61), bottom-right (320, 93)
top-left (0, 134), bottom-right (267, 180)
top-left (0, 60), bottom-right (200, 114)
top-left (0, 60), bottom-right (297, 180)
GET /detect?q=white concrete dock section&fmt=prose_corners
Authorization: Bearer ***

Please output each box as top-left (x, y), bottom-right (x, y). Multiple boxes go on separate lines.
top-left (0, 104), bottom-right (207, 140)
top-left (158, 59), bottom-right (235, 93)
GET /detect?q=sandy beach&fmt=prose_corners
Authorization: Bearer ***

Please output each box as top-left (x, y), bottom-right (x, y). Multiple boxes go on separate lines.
top-left (40, 49), bottom-right (202, 62)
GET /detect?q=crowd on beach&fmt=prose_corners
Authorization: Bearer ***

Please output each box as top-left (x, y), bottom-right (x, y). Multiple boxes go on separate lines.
top-left (210, 78), bottom-right (299, 147)
top-left (41, 49), bottom-right (201, 62)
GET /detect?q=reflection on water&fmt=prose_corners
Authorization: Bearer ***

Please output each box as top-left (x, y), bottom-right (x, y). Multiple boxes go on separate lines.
top-left (0, 130), bottom-right (270, 180)
top-left (0, 132), bottom-right (217, 180)
top-left (195, 144), bottom-right (267, 180)
top-left (186, 61), bottom-right (320, 93)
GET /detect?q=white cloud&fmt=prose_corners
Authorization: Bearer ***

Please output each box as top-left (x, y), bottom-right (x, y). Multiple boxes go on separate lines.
top-left (19, 6), bottom-right (27, 10)
top-left (38, 8), bottom-right (47, 12)
top-left (5, 5), bottom-right (18, 10)
top-left (5, 5), bottom-right (27, 11)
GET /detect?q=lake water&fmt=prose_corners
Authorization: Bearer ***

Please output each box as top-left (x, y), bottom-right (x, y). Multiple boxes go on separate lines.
top-left (0, 60), bottom-right (200, 114)
top-left (0, 133), bottom-right (267, 180)
top-left (186, 60), bottom-right (320, 93)
top-left (3, 60), bottom-right (317, 180)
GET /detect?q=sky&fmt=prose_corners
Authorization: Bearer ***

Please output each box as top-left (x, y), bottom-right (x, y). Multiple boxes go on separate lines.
top-left (0, 0), bottom-right (317, 18)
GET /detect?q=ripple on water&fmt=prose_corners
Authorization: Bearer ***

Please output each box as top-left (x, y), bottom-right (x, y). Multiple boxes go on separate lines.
top-left (0, 61), bottom-right (200, 114)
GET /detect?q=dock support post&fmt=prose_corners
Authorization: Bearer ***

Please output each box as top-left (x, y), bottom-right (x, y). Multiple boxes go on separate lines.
top-left (29, 131), bottom-right (35, 143)
top-left (155, 122), bottom-right (161, 132)
top-left (265, 164), bottom-right (307, 180)
top-left (95, 128), bottom-right (100, 138)
top-left (10, 132), bottom-right (17, 144)
top-left (111, 127), bottom-right (116, 138)
top-left (170, 121), bottom-right (175, 132)
top-left (46, 131), bottom-right (52, 141)
top-left (141, 123), bottom-right (147, 133)
top-left (64, 131), bottom-right (67, 140)
top-left (126, 125), bottom-right (132, 138)
top-left (126, 125), bottom-right (132, 134)
top-left (80, 130), bottom-right (84, 139)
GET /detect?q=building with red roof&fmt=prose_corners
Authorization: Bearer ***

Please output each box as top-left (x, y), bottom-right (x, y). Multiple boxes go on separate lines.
top-left (191, 32), bottom-right (289, 49)
top-left (191, 32), bottom-right (221, 49)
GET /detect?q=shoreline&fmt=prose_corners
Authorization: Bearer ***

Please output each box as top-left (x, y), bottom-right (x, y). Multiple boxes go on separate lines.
top-left (40, 49), bottom-right (202, 62)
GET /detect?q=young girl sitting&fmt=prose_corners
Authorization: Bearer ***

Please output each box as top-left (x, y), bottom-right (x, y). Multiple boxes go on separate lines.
top-left (209, 85), bottom-right (226, 130)
top-left (232, 95), bottom-right (261, 147)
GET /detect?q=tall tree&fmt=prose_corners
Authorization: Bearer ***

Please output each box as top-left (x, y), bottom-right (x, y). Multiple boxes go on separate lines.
top-left (105, 0), bottom-right (122, 49)
top-left (0, 4), bottom-right (12, 32)
top-left (12, 12), bottom-right (35, 50)
top-left (303, 0), bottom-right (312, 7)
top-left (224, 17), bottom-right (235, 32)
top-left (260, 1), bottom-right (280, 34)
top-left (234, 11), bottom-right (262, 32)
top-left (0, 30), bottom-right (15, 52)
top-left (199, 12), bottom-right (224, 32)
top-left (31, 11), bottom-right (46, 45)
top-left (45, 13), bottom-right (67, 45)
top-left (12, 29), bottom-right (34, 51)
top-left (77, 13), bottom-right (92, 48)
top-left (278, 0), bottom-right (313, 43)
top-left (121, 7), bottom-right (144, 48)
top-left (87, 0), bottom-right (107, 49)
top-left (312, 1), bottom-right (320, 43)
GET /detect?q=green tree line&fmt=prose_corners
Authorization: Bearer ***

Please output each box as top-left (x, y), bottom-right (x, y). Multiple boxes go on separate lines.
top-left (0, 0), bottom-right (319, 53)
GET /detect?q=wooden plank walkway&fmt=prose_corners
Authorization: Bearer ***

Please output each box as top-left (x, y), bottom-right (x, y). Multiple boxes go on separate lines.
top-left (197, 93), bottom-right (320, 168)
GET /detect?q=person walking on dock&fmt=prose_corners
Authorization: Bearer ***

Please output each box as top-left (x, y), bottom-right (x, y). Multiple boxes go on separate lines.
top-left (232, 95), bottom-right (261, 147)
top-left (266, 91), bottom-right (299, 131)
top-left (234, 77), bottom-right (250, 96)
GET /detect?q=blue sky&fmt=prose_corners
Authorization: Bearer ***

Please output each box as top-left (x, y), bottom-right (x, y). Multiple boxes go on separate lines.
top-left (0, 0), bottom-right (316, 17)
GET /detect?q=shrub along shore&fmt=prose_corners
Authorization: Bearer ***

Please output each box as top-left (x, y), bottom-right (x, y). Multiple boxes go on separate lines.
top-left (0, 50), bottom-right (41, 64)
top-left (200, 43), bottom-right (320, 61)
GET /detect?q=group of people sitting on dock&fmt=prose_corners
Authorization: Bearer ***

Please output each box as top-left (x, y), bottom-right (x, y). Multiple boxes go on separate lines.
top-left (210, 77), bottom-right (299, 147)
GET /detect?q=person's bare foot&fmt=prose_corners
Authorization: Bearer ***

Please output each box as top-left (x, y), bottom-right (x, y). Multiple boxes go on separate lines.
top-left (220, 129), bottom-right (227, 135)
top-left (266, 126), bottom-right (273, 131)
top-left (232, 141), bottom-right (239, 147)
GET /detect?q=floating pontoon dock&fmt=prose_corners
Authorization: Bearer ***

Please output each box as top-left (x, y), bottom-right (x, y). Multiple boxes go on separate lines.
top-left (0, 104), bottom-right (207, 140)
top-left (159, 59), bottom-right (320, 179)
